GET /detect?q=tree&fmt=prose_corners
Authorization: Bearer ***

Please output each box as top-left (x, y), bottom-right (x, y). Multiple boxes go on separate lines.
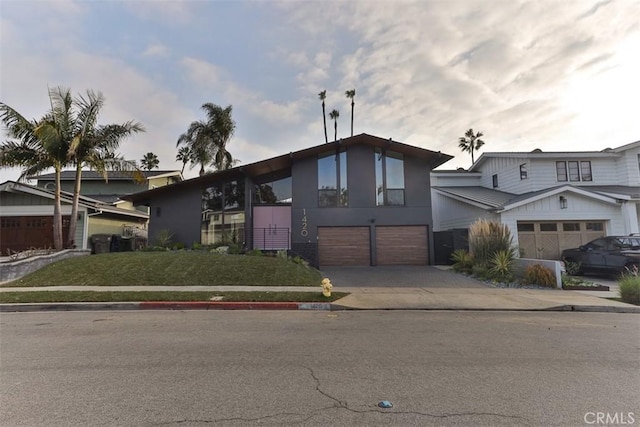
top-left (176, 146), bottom-right (191, 174)
top-left (329, 109), bottom-right (339, 142)
top-left (64, 89), bottom-right (144, 248)
top-left (0, 90), bottom-right (71, 250)
top-left (177, 103), bottom-right (236, 176)
top-left (458, 128), bottom-right (485, 164)
top-left (345, 89), bottom-right (355, 137)
top-left (140, 152), bottom-right (159, 170)
top-left (319, 90), bottom-right (328, 144)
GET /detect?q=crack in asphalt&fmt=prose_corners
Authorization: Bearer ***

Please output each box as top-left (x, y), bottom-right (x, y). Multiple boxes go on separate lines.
top-left (152, 366), bottom-right (528, 425)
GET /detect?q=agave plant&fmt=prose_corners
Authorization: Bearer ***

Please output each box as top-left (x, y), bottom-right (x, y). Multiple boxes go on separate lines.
top-left (451, 249), bottom-right (474, 273)
top-left (488, 249), bottom-right (516, 283)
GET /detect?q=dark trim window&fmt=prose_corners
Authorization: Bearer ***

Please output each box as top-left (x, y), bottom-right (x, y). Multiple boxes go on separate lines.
top-left (492, 174), bottom-right (498, 188)
top-left (201, 181), bottom-right (246, 245)
top-left (375, 148), bottom-right (405, 206)
top-left (556, 160), bottom-right (592, 182)
top-left (520, 163), bottom-right (527, 180)
top-left (318, 150), bottom-right (347, 207)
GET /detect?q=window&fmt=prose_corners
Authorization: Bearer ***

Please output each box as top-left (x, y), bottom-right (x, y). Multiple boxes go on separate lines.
top-left (375, 149), bottom-right (405, 206)
top-left (492, 174), bottom-right (498, 188)
top-left (254, 176), bottom-right (292, 204)
top-left (517, 223), bottom-right (534, 232)
top-left (563, 223), bottom-right (580, 231)
top-left (586, 222), bottom-right (603, 231)
top-left (201, 180), bottom-right (246, 245)
top-left (556, 161), bottom-right (592, 182)
top-left (520, 163), bottom-right (527, 180)
top-left (540, 223), bottom-right (557, 232)
top-left (318, 150), bottom-right (347, 207)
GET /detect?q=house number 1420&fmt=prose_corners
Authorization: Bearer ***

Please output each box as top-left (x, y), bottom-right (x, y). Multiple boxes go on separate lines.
top-left (301, 209), bottom-right (308, 237)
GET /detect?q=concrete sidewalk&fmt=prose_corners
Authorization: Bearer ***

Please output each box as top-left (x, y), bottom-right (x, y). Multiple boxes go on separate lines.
top-left (0, 285), bottom-right (638, 313)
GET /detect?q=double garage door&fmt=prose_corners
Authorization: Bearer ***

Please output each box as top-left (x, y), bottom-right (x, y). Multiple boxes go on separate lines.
top-left (517, 220), bottom-right (605, 260)
top-left (318, 226), bottom-right (429, 266)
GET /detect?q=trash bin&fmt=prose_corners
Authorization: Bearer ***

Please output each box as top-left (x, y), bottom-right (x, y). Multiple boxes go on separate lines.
top-left (120, 236), bottom-right (133, 252)
top-left (90, 234), bottom-right (112, 254)
top-left (110, 234), bottom-right (121, 252)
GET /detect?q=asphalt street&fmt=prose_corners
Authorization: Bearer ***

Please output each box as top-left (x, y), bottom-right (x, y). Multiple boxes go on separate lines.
top-left (1, 311), bottom-right (638, 426)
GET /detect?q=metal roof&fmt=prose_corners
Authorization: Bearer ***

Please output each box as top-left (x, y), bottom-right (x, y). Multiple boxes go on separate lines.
top-left (30, 170), bottom-right (181, 181)
top-left (432, 186), bottom-right (515, 208)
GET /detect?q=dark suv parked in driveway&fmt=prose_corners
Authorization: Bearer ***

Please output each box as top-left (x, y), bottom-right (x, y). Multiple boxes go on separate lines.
top-left (561, 236), bottom-right (640, 275)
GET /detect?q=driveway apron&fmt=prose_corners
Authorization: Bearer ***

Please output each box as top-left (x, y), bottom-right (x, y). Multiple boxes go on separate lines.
top-left (319, 266), bottom-right (486, 288)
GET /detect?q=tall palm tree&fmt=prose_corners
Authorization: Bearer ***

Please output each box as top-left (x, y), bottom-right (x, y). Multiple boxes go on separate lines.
top-left (65, 89), bottom-right (144, 248)
top-left (0, 92), bottom-right (71, 250)
top-left (458, 128), bottom-right (485, 164)
top-left (176, 103), bottom-right (236, 175)
top-left (175, 146), bottom-right (191, 174)
top-left (140, 152), bottom-right (159, 170)
top-left (329, 109), bottom-right (339, 142)
top-left (319, 90), bottom-right (328, 144)
top-left (345, 89), bottom-right (355, 137)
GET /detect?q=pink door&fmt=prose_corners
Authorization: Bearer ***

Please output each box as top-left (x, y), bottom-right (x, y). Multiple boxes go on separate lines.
top-left (253, 206), bottom-right (291, 249)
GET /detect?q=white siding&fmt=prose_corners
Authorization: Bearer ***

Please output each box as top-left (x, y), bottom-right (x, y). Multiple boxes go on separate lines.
top-left (432, 191), bottom-right (497, 231)
top-left (430, 173), bottom-right (481, 187)
top-left (500, 193), bottom-right (625, 241)
top-left (478, 157), bottom-right (532, 193)
top-left (615, 146), bottom-right (640, 185)
top-left (528, 157), bottom-right (620, 190)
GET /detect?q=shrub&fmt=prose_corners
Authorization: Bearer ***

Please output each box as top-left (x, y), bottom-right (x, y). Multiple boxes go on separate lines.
top-left (276, 250), bottom-right (288, 260)
top-left (192, 242), bottom-right (203, 250)
top-left (246, 249), bottom-right (263, 256)
top-left (227, 243), bottom-right (243, 255)
top-left (619, 272), bottom-right (640, 305)
top-left (291, 256), bottom-right (309, 267)
top-left (522, 264), bottom-right (556, 287)
top-left (468, 219), bottom-right (513, 266)
top-left (451, 249), bottom-right (474, 273)
top-left (472, 263), bottom-right (490, 280)
top-left (172, 242), bottom-right (185, 250)
top-left (488, 249), bottom-right (516, 282)
top-left (562, 258), bottom-right (582, 276)
top-left (153, 229), bottom-right (174, 248)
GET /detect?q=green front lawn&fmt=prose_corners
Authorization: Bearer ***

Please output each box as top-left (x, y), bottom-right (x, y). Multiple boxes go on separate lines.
top-left (6, 252), bottom-right (323, 287)
top-left (0, 291), bottom-right (348, 304)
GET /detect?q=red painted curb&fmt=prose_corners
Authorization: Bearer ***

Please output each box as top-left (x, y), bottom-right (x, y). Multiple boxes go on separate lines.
top-left (139, 301), bottom-right (301, 310)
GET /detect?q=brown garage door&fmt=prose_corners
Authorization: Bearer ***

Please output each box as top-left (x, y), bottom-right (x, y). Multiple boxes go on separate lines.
top-left (318, 227), bottom-right (371, 266)
top-left (376, 226), bottom-right (429, 265)
top-left (0, 216), bottom-right (70, 253)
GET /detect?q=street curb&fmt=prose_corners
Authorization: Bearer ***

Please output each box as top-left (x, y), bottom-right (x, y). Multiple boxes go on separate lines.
top-left (329, 304), bottom-right (640, 314)
top-left (0, 301), bottom-right (333, 312)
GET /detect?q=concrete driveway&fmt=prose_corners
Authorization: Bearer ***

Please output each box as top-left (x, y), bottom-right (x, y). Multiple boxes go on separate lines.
top-left (319, 265), bottom-right (486, 288)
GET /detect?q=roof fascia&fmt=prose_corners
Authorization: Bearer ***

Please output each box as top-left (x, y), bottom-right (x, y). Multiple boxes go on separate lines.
top-left (498, 186), bottom-right (620, 213)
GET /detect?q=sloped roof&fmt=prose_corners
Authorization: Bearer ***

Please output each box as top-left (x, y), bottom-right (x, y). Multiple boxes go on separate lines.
top-left (30, 170), bottom-right (182, 181)
top-left (432, 186), bottom-right (515, 208)
top-left (435, 184), bottom-right (628, 212)
top-left (124, 133), bottom-right (454, 205)
top-left (0, 181), bottom-right (148, 219)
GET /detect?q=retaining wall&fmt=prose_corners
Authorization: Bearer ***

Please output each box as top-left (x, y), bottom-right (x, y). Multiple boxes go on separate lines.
top-left (0, 249), bottom-right (91, 282)
top-left (515, 258), bottom-right (563, 289)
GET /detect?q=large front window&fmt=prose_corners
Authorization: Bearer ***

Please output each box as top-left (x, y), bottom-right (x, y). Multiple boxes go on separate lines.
top-left (201, 180), bottom-right (245, 245)
top-left (375, 149), bottom-right (405, 206)
top-left (254, 176), bottom-right (292, 204)
top-left (318, 150), bottom-right (347, 207)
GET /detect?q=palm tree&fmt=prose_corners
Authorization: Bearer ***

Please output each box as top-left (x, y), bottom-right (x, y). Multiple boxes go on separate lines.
top-left (345, 89), bottom-right (355, 137)
top-left (0, 91), bottom-right (71, 250)
top-left (65, 89), bottom-right (144, 248)
top-left (140, 152), bottom-right (159, 170)
top-left (175, 146), bottom-right (191, 174)
top-left (458, 128), bottom-right (485, 164)
top-left (176, 103), bottom-right (236, 175)
top-left (319, 90), bottom-right (328, 144)
top-left (329, 109), bottom-right (339, 142)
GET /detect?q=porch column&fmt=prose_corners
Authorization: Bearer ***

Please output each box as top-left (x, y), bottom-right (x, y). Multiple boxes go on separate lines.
top-left (621, 200), bottom-right (639, 235)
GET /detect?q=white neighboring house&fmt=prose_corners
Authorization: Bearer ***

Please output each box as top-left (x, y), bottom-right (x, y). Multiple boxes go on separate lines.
top-left (431, 140), bottom-right (640, 260)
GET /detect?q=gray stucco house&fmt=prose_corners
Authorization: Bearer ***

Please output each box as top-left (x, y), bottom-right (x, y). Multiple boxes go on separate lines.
top-left (124, 134), bottom-right (452, 267)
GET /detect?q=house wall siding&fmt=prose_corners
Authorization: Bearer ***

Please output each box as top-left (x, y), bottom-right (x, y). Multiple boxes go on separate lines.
top-left (615, 146), bottom-right (640, 184)
top-left (479, 157), bottom-right (532, 193)
top-left (148, 188), bottom-right (202, 246)
top-left (290, 144), bottom-right (434, 264)
top-left (431, 191), bottom-right (497, 230)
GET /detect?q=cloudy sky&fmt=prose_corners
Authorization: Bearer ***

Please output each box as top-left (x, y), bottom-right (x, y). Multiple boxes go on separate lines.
top-left (1, 0), bottom-right (639, 183)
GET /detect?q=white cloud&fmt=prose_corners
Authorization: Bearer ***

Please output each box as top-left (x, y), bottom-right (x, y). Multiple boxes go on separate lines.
top-left (142, 43), bottom-right (170, 57)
